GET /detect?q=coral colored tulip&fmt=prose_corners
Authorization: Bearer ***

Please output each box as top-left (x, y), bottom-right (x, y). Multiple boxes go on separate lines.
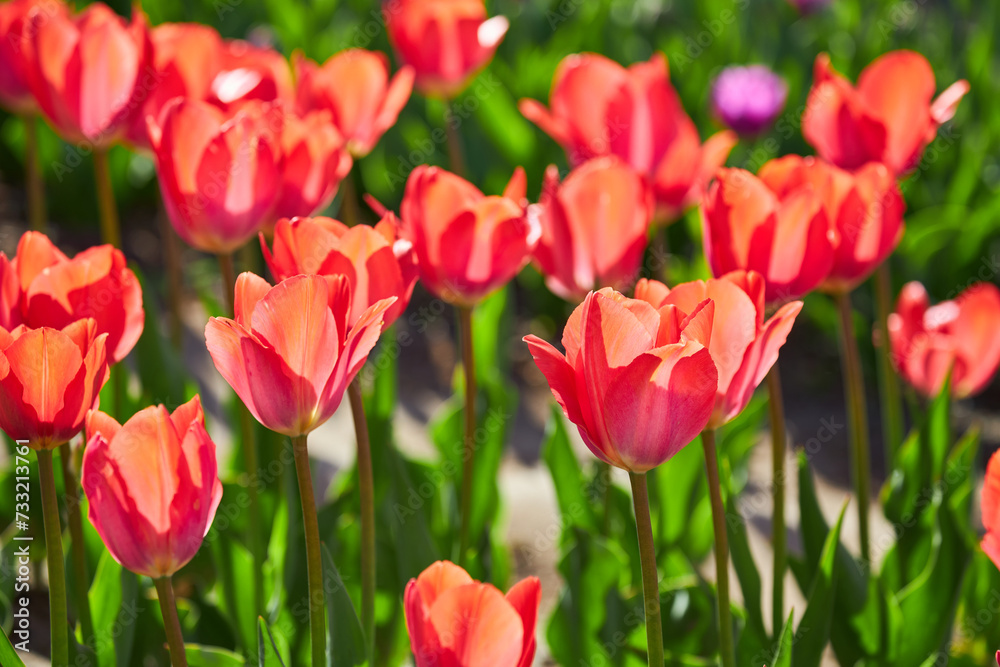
top-left (205, 273), bottom-right (394, 437)
top-left (82, 396), bottom-right (223, 578)
top-left (400, 165), bottom-right (535, 306)
top-left (0, 319), bottom-right (109, 449)
top-left (28, 2), bottom-right (152, 146)
top-left (150, 98), bottom-right (283, 254)
top-left (531, 157), bottom-right (653, 301)
top-left (519, 53), bottom-right (737, 221)
top-left (0, 251), bottom-right (20, 331)
top-left (982, 450), bottom-right (1000, 570)
top-left (385, 0), bottom-right (508, 99)
top-left (261, 214), bottom-right (417, 327)
top-left (294, 49), bottom-right (414, 157)
top-left (635, 270), bottom-right (801, 428)
top-left (803, 51), bottom-right (969, 176)
top-left (711, 65), bottom-right (787, 136)
top-left (888, 281), bottom-right (1000, 399)
top-left (208, 39), bottom-right (294, 112)
top-left (272, 111), bottom-right (352, 221)
top-left (0, 0), bottom-right (66, 114)
top-left (404, 560), bottom-right (540, 667)
top-left (525, 288), bottom-right (718, 472)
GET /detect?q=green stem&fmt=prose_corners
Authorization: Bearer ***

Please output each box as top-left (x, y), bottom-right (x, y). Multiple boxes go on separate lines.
top-left (112, 363), bottom-right (126, 419)
top-left (158, 200), bottom-right (184, 351)
top-left (153, 577), bottom-right (188, 667)
top-left (766, 366), bottom-right (786, 638)
top-left (23, 114), bottom-right (46, 232)
top-left (348, 379), bottom-right (376, 662)
top-left (58, 443), bottom-right (94, 653)
top-left (628, 472), bottom-right (663, 667)
top-left (457, 305), bottom-right (476, 568)
top-left (874, 263), bottom-right (904, 465)
top-left (835, 291), bottom-right (871, 563)
top-left (444, 104), bottom-right (466, 178)
top-left (292, 434), bottom-right (326, 667)
top-left (702, 429), bottom-right (735, 667)
top-left (38, 449), bottom-right (68, 667)
top-left (93, 148), bottom-right (121, 248)
top-left (339, 169), bottom-right (362, 227)
top-left (217, 253), bottom-right (237, 316)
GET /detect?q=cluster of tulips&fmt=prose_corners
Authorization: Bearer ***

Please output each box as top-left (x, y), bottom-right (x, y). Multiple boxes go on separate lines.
top-left (0, 0), bottom-right (999, 665)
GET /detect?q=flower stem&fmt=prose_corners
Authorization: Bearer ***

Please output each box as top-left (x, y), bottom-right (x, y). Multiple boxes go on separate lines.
top-left (347, 379), bottom-right (376, 662)
top-left (38, 448), bottom-right (68, 667)
top-left (874, 263), bottom-right (904, 464)
top-left (93, 148), bottom-right (121, 248)
top-left (628, 472), bottom-right (663, 667)
top-left (457, 305), bottom-right (476, 568)
top-left (293, 434), bottom-right (326, 667)
top-left (59, 443), bottom-right (95, 653)
top-left (23, 113), bottom-right (46, 232)
top-left (339, 169), bottom-right (362, 227)
top-left (766, 366), bottom-right (786, 637)
top-left (444, 103), bottom-right (466, 178)
top-left (702, 429), bottom-right (735, 667)
top-left (835, 291), bottom-right (871, 563)
top-left (153, 577), bottom-right (188, 667)
top-left (217, 253), bottom-right (237, 316)
top-left (158, 200), bottom-right (184, 351)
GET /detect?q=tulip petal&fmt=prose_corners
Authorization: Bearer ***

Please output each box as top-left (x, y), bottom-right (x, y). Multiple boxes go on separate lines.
top-left (505, 576), bottom-right (541, 667)
top-left (428, 583), bottom-right (523, 667)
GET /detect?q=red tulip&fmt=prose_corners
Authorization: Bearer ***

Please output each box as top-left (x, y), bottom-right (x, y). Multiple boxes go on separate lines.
top-left (0, 251), bottom-right (21, 331)
top-left (887, 281), bottom-right (1000, 399)
top-left (0, 319), bottom-right (109, 449)
top-left (635, 270), bottom-right (801, 428)
top-left (82, 396), bottom-right (223, 578)
top-left (0, 0), bottom-right (66, 114)
top-left (803, 51), bottom-right (969, 175)
top-left (404, 560), bottom-right (540, 667)
top-left (531, 157), bottom-right (653, 301)
top-left (150, 98), bottom-right (283, 254)
top-left (205, 273), bottom-right (394, 437)
top-left (520, 53), bottom-right (737, 221)
top-left (982, 449), bottom-right (1000, 571)
top-left (400, 165), bottom-right (535, 306)
top-left (261, 214), bottom-right (417, 327)
top-left (208, 39), bottom-right (294, 112)
top-left (28, 1), bottom-right (152, 146)
top-left (701, 166), bottom-right (838, 304)
top-left (294, 49), bottom-right (414, 157)
top-left (385, 0), bottom-right (508, 99)
top-left (272, 110), bottom-right (352, 221)
top-left (524, 288), bottom-right (718, 472)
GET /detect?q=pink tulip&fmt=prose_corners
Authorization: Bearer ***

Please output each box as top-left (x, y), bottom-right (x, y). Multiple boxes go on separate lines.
top-left (272, 110), bottom-right (352, 221)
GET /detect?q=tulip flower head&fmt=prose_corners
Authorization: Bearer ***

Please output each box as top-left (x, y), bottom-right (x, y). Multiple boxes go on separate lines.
top-left (525, 288), bottom-right (718, 472)
top-left (803, 50), bottom-right (969, 175)
top-left (404, 560), bottom-right (540, 667)
top-left (982, 449), bottom-right (1000, 572)
top-left (888, 281), bottom-right (1000, 399)
top-left (635, 271), bottom-right (801, 429)
top-left (385, 0), bottom-right (509, 99)
top-left (0, 0), bottom-right (67, 115)
top-left (520, 53), bottom-right (736, 222)
top-left (82, 396), bottom-right (223, 578)
top-left (205, 273), bottom-right (394, 437)
top-left (208, 39), bottom-right (294, 112)
top-left (272, 110), bottom-right (353, 221)
top-left (711, 65), bottom-right (787, 136)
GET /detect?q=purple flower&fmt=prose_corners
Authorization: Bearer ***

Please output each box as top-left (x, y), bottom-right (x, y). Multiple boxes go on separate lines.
top-left (711, 65), bottom-right (788, 136)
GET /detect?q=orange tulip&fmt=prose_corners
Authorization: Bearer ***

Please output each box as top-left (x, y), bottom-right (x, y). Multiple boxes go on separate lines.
top-left (261, 214), bottom-right (418, 327)
top-left (803, 51), bottom-right (968, 175)
top-left (405, 561), bottom-right (540, 667)
top-left (525, 288), bottom-right (718, 472)
top-left (272, 110), bottom-right (352, 221)
top-left (531, 157), bottom-right (653, 301)
top-left (0, 319), bottom-right (108, 449)
top-left (400, 165), bottom-right (535, 306)
top-left (82, 396), bottom-right (223, 578)
top-left (888, 281), bottom-right (1000, 399)
top-left (0, 0), bottom-right (66, 114)
top-left (208, 39), bottom-right (294, 112)
top-left (520, 53), bottom-right (736, 221)
top-left (385, 0), bottom-right (508, 99)
top-left (635, 271), bottom-right (801, 428)
top-left (294, 49), bottom-right (414, 157)
top-left (1, 250), bottom-right (21, 331)
top-left (205, 273), bottom-right (393, 437)
top-left (982, 450), bottom-right (1000, 571)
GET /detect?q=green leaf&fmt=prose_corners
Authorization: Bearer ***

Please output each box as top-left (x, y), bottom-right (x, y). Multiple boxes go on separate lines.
top-left (185, 645), bottom-right (246, 666)
top-left (770, 609), bottom-right (795, 667)
top-left (257, 618), bottom-right (287, 667)
top-left (88, 550), bottom-right (139, 667)
top-left (724, 476), bottom-right (766, 647)
top-left (321, 544), bottom-right (367, 667)
top-left (793, 500), bottom-right (847, 667)
top-left (542, 404), bottom-right (598, 534)
top-left (212, 539), bottom-right (258, 660)
top-left (0, 624), bottom-right (26, 667)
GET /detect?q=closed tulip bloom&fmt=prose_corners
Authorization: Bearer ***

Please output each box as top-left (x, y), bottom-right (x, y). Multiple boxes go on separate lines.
top-left (206, 273), bottom-right (394, 437)
top-left (405, 560), bottom-right (540, 667)
top-left (294, 49), bottom-right (414, 157)
top-left (0, 319), bottom-right (109, 449)
top-left (888, 281), bottom-right (1000, 399)
top-left (29, 2), bottom-right (152, 146)
top-left (151, 98), bottom-right (283, 254)
top-left (711, 65), bottom-right (787, 136)
top-left (803, 51), bottom-right (969, 175)
top-left (531, 157), bottom-right (653, 301)
top-left (635, 271), bottom-right (801, 428)
top-left (1, 252), bottom-right (20, 330)
top-left (701, 166), bottom-right (838, 304)
top-left (525, 288), bottom-right (718, 472)
top-left (0, 0), bottom-right (66, 114)
top-left (520, 53), bottom-right (737, 221)
top-left (261, 214), bottom-right (417, 327)
top-left (982, 450), bottom-right (1000, 570)
top-left (272, 111), bottom-right (352, 221)
top-left (208, 39), bottom-right (294, 112)
top-left (400, 165), bottom-right (535, 306)
top-left (82, 396), bottom-right (223, 578)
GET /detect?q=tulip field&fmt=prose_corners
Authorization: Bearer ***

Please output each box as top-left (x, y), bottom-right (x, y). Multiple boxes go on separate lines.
top-left (1, 0), bottom-right (1000, 665)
